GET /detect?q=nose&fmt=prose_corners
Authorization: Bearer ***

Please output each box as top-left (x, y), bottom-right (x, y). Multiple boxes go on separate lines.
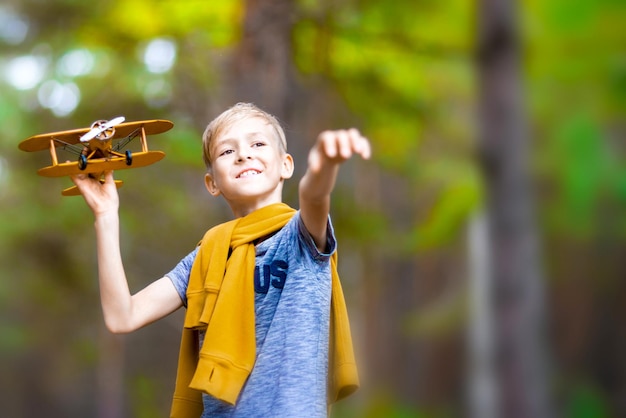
top-left (236, 146), bottom-right (252, 162)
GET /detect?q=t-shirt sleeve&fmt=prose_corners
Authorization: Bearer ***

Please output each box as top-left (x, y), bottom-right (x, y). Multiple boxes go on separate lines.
top-left (165, 247), bottom-right (198, 307)
top-left (296, 212), bottom-right (337, 262)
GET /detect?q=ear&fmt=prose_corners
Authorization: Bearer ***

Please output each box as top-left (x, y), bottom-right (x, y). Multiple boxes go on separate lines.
top-left (204, 173), bottom-right (221, 196)
top-left (281, 153), bottom-right (294, 180)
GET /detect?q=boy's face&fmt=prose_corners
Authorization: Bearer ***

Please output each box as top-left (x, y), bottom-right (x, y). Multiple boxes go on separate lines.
top-left (205, 116), bottom-right (294, 216)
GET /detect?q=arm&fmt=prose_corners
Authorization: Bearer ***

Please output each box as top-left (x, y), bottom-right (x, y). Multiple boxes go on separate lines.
top-left (72, 171), bottom-right (183, 334)
top-left (299, 129), bottom-right (371, 251)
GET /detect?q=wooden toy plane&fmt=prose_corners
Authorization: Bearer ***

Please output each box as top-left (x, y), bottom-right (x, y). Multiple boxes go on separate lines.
top-left (19, 117), bottom-right (172, 196)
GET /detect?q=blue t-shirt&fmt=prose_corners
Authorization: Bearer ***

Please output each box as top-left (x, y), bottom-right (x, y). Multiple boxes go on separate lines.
top-left (167, 212), bottom-right (336, 417)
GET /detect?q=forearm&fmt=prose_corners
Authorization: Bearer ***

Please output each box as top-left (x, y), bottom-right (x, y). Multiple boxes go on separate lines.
top-left (299, 162), bottom-right (339, 249)
top-left (94, 212), bottom-right (135, 333)
top-left (299, 161), bottom-right (339, 205)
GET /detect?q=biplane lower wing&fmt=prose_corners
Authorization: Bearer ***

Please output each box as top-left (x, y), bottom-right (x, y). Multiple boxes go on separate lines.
top-left (37, 151), bottom-right (165, 177)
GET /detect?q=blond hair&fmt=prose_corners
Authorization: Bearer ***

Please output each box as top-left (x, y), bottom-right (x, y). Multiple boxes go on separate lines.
top-left (202, 103), bottom-right (287, 171)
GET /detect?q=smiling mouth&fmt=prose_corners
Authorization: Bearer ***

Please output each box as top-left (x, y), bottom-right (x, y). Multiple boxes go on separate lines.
top-left (237, 169), bottom-right (261, 178)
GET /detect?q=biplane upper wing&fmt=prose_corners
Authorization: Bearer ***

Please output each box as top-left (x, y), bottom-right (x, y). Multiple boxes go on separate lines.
top-left (18, 119), bottom-right (174, 152)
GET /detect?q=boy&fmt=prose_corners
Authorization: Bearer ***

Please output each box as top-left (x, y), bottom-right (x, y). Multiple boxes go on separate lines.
top-left (72, 103), bottom-right (370, 417)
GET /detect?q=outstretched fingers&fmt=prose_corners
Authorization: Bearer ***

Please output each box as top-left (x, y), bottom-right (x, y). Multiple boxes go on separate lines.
top-left (348, 128), bottom-right (371, 160)
top-left (318, 128), bottom-right (371, 162)
top-left (307, 128), bottom-right (372, 174)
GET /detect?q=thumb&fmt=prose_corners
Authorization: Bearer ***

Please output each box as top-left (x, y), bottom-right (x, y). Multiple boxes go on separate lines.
top-left (103, 170), bottom-right (115, 184)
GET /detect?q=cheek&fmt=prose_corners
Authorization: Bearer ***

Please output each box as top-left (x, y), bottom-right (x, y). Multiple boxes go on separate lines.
top-left (211, 160), bottom-right (229, 177)
top-left (206, 164), bottom-right (228, 187)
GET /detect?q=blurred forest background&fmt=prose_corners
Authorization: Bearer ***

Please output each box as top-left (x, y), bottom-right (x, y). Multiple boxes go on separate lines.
top-left (1, 0), bottom-right (625, 417)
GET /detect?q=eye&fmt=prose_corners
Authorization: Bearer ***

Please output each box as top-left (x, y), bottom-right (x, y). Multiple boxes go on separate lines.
top-left (252, 141), bottom-right (266, 148)
top-left (219, 149), bottom-right (234, 157)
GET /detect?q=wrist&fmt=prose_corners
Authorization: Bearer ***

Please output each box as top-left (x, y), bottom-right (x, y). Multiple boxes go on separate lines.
top-left (94, 210), bottom-right (119, 227)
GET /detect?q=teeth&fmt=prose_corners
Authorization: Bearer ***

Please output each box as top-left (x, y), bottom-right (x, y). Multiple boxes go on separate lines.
top-left (239, 170), bottom-right (260, 178)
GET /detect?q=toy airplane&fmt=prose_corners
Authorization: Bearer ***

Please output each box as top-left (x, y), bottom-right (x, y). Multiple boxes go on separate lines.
top-left (19, 117), bottom-right (173, 196)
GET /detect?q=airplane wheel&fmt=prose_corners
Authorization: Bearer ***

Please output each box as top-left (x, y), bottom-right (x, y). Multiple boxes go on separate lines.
top-left (79, 154), bottom-right (87, 170)
top-left (125, 150), bottom-right (133, 166)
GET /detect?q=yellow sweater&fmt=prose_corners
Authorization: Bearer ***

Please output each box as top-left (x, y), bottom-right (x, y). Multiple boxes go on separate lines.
top-left (170, 203), bottom-right (359, 418)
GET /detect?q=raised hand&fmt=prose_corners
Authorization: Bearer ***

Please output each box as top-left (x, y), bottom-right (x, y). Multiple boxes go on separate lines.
top-left (307, 128), bottom-right (371, 173)
top-left (299, 128), bottom-right (371, 250)
top-left (71, 170), bottom-right (119, 217)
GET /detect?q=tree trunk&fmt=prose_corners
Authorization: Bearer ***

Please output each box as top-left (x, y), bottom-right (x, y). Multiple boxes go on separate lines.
top-left (474, 1), bottom-right (553, 417)
top-left (229, 0), bottom-right (299, 119)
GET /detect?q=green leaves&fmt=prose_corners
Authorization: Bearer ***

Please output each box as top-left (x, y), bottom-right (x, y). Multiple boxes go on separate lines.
top-left (410, 168), bottom-right (482, 251)
top-left (103, 0), bottom-right (243, 45)
top-left (539, 112), bottom-right (626, 238)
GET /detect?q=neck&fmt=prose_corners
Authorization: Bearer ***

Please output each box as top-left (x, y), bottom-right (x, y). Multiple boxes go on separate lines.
top-left (228, 196), bottom-right (284, 218)
top-left (226, 186), bottom-right (285, 218)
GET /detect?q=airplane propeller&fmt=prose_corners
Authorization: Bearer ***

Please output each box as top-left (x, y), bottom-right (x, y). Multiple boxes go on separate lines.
top-left (79, 116), bottom-right (125, 142)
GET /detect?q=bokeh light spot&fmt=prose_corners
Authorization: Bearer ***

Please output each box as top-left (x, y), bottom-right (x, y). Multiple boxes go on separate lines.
top-left (5, 55), bottom-right (47, 90)
top-left (142, 38), bottom-right (177, 74)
